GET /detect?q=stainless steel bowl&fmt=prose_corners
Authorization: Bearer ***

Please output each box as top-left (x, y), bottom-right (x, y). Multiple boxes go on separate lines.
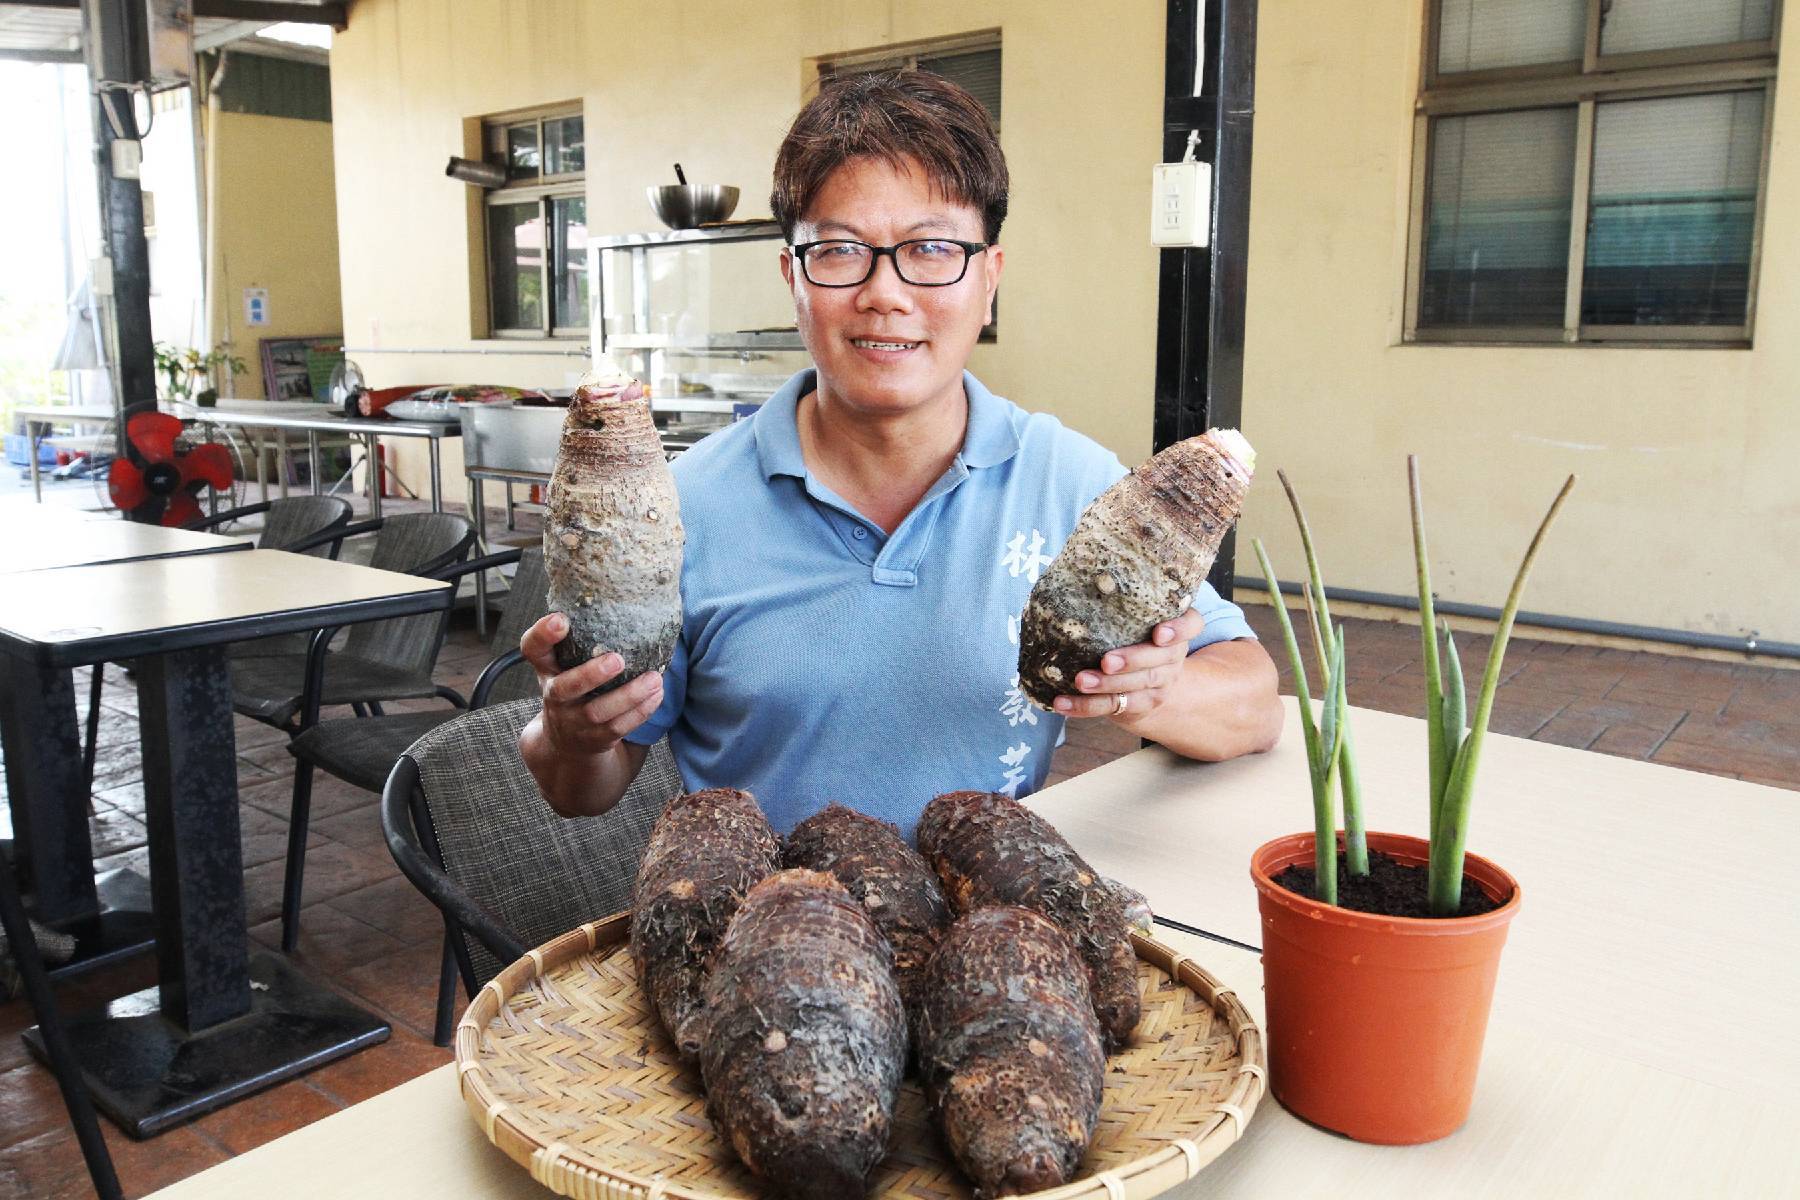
top-left (647, 184), bottom-right (740, 230)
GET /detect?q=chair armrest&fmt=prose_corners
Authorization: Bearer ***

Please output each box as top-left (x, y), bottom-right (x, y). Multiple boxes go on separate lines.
top-left (380, 755), bottom-right (528, 966)
top-left (471, 648), bottom-right (528, 710)
top-left (428, 547), bottom-right (523, 585)
top-left (284, 516), bottom-right (384, 558)
top-left (295, 623), bottom-right (341, 731)
top-left (182, 500), bottom-right (273, 532)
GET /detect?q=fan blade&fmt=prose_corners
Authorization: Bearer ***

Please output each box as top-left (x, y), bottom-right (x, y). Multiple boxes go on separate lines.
top-left (180, 442), bottom-right (235, 493)
top-left (127, 412), bottom-right (183, 464)
top-left (107, 458), bottom-right (148, 511)
top-left (162, 493), bottom-right (204, 528)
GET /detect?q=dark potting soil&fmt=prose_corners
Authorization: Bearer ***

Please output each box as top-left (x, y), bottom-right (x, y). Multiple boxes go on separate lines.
top-left (1272, 849), bottom-right (1503, 919)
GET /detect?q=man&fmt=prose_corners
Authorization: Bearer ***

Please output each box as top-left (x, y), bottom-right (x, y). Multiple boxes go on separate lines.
top-left (521, 70), bottom-right (1281, 839)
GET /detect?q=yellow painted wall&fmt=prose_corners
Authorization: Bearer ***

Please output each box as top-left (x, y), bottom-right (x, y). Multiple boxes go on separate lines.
top-left (329, 0), bottom-right (1796, 642)
top-left (208, 109), bottom-right (344, 400)
top-left (327, 0), bottom-right (1166, 505)
top-left (1237, 0), bottom-right (1798, 644)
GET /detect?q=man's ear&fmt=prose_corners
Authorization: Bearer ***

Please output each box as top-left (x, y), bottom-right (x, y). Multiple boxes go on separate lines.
top-left (779, 246), bottom-right (795, 291)
top-left (984, 244), bottom-right (1005, 325)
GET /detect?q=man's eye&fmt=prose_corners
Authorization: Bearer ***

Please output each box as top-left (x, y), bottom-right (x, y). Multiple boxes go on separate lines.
top-left (817, 243), bottom-right (866, 259)
top-left (909, 241), bottom-right (958, 257)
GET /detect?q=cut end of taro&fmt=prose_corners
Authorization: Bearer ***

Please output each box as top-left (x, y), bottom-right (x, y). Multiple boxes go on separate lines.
top-left (1203, 427), bottom-right (1256, 477)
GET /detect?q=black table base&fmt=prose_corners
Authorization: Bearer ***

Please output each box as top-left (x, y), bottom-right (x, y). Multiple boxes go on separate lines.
top-left (44, 867), bottom-right (156, 980)
top-left (23, 951), bottom-right (390, 1139)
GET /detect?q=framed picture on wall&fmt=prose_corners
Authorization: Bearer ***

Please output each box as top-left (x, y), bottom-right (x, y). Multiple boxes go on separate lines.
top-left (259, 335), bottom-right (345, 404)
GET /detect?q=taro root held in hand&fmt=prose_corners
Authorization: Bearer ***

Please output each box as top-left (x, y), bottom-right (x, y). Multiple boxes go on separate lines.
top-left (544, 366), bottom-right (683, 691)
top-left (917, 789), bottom-right (1142, 1048)
top-left (916, 906), bottom-right (1106, 1199)
top-left (700, 869), bottom-right (907, 1200)
top-left (783, 804), bottom-right (952, 1019)
top-left (630, 787), bottom-right (780, 1058)
top-left (1018, 428), bottom-right (1254, 708)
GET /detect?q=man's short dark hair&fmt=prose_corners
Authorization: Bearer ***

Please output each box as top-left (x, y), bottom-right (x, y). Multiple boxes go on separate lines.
top-left (771, 69), bottom-right (1009, 243)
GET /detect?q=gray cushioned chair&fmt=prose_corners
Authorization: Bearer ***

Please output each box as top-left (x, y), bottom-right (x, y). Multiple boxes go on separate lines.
top-left (272, 547), bottom-right (548, 951)
top-left (382, 699), bottom-right (684, 1043)
top-left (229, 511), bottom-right (477, 731)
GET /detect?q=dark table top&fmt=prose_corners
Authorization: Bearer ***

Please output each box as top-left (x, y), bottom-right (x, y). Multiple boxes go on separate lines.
top-left (0, 549), bottom-right (451, 668)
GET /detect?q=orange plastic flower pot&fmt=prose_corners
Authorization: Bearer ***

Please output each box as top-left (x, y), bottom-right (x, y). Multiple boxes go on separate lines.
top-left (1249, 831), bottom-right (1520, 1144)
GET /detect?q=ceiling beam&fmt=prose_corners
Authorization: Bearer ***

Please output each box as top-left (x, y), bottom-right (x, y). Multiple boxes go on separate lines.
top-left (21, 1), bottom-right (346, 27)
top-left (0, 47), bottom-right (84, 63)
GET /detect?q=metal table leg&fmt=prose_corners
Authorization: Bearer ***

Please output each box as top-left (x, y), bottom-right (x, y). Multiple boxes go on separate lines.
top-left (28, 419), bottom-right (46, 503)
top-left (277, 430), bottom-right (290, 499)
top-left (367, 433), bottom-right (383, 518)
top-left (471, 476), bottom-right (488, 638)
top-left (0, 662), bottom-right (155, 976)
top-left (429, 437), bottom-right (443, 513)
top-left (23, 644), bottom-right (388, 1138)
top-left (307, 431), bottom-right (322, 496)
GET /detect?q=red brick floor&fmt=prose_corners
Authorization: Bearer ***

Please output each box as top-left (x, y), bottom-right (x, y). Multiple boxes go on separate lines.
top-left (1, 597), bottom-right (1796, 1196)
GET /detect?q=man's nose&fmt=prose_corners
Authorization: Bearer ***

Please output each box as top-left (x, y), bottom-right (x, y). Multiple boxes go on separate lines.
top-left (855, 252), bottom-right (913, 312)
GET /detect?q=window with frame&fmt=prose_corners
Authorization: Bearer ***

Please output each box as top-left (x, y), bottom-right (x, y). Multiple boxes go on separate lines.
top-left (483, 106), bottom-right (587, 337)
top-left (1406, 0), bottom-right (1778, 345)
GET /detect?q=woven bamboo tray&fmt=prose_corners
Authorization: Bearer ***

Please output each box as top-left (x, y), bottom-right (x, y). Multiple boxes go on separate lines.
top-left (455, 911), bottom-right (1265, 1200)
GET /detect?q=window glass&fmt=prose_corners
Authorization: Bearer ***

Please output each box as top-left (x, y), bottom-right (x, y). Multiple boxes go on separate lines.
top-left (1437, 0), bottom-right (1585, 74)
top-left (506, 123), bottom-right (540, 181)
top-left (1581, 90), bottom-right (1763, 326)
top-left (1599, 0), bottom-right (1773, 56)
top-left (918, 48), bottom-right (1002, 129)
top-left (551, 196), bottom-right (589, 329)
top-left (489, 202), bottom-right (544, 330)
top-left (1419, 107), bottom-right (1577, 328)
top-left (544, 115), bottom-right (584, 175)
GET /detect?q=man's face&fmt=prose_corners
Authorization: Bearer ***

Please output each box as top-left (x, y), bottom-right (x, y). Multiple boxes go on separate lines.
top-left (780, 155), bottom-right (1003, 420)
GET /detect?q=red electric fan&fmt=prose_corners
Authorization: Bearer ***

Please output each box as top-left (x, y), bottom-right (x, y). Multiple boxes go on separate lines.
top-left (105, 406), bottom-right (238, 526)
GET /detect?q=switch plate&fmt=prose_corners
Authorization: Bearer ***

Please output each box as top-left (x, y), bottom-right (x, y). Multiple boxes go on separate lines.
top-left (111, 138), bottom-right (142, 180)
top-left (1151, 161), bottom-right (1212, 248)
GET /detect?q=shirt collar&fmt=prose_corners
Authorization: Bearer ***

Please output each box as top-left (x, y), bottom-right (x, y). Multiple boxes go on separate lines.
top-left (754, 368), bottom-right (1022, 480)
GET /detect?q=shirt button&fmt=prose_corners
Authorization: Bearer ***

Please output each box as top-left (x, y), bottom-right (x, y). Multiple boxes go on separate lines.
top-left (852, 526), bottom-right (868, 540)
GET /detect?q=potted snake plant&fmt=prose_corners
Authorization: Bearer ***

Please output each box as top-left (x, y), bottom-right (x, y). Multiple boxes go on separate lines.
top-left (1247, 456), bottom-right (1574, 1144)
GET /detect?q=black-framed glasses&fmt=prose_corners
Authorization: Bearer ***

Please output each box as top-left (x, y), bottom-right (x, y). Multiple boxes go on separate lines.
top-left (791, 238), bottom-right (990, 287)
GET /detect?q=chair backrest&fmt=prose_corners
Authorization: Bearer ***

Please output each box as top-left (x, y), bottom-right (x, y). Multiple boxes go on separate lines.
top-left (343, 511), bottom-right (476, 672)
top-left (402, 699), bottom-right (684, 984)
top-left (259, 495), bottom-right (353, 556)
top-left (482, 548), bottom-right (551, 706)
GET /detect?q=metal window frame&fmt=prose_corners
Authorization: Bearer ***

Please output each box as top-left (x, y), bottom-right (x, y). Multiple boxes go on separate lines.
top-left (1405, 0), bottom-right (1781, 347)
top-left (481, 105), bottom-right (586, 338)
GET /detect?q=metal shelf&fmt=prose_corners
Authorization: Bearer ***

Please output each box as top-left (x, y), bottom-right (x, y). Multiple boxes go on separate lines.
top-left (605, 330), bottom-right (805, 353)
top-left (590, 220), bottom-right (784, 250)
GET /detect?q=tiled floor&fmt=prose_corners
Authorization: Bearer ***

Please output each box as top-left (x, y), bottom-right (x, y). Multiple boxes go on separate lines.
top-left (1, 531), bottom-right (1796, 1196)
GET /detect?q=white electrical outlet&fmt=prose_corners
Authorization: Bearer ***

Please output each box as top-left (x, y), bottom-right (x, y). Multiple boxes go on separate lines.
top-left (1151, 161), bottom-right (1212, 248)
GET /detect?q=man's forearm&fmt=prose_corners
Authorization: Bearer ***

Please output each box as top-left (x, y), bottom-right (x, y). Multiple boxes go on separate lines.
top-left (1127, 638), bottom-right (1284, 760)
top-left (520, 715), bottom-right (646, 816)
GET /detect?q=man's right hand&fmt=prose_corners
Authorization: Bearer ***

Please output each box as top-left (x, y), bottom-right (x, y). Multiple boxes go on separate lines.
top-left (518, 612), bottom-right (662, 815)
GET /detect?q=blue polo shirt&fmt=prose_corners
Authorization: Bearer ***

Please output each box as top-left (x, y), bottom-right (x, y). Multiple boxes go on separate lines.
top-left (625, 369), bottom-right (1255, 841)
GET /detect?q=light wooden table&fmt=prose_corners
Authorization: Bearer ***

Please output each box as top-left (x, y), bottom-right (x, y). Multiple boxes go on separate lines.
top-left (148, 919), bottom-right (1800, 1199)
top-left (3, 518), bottom-right (249, 575)
top-left (0, 550), bottom-right (451, 1137)
top-left (1025, 697), bottom-right (1800, 1102)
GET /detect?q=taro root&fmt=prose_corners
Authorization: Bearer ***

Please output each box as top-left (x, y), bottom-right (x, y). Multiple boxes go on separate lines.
top-left (544, 366), bottom-right (683, 691)
top-left (917, 789), bottom-right (1141, 1048)
top-left (700, 869), bottom-right (906, 1200)
top-left (782, 804), bottom-right (952, 1019)
top-left (629, 786), bottom-right (780, 1058)
top-left (915, 906), bottom-right (1106, 1198)
top-left (1018, 428), bottom-right (1254, 708)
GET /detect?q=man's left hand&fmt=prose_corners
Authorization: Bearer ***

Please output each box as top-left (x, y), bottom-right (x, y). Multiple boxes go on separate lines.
top-left (1051, 609), bottom-right (1205, 724)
